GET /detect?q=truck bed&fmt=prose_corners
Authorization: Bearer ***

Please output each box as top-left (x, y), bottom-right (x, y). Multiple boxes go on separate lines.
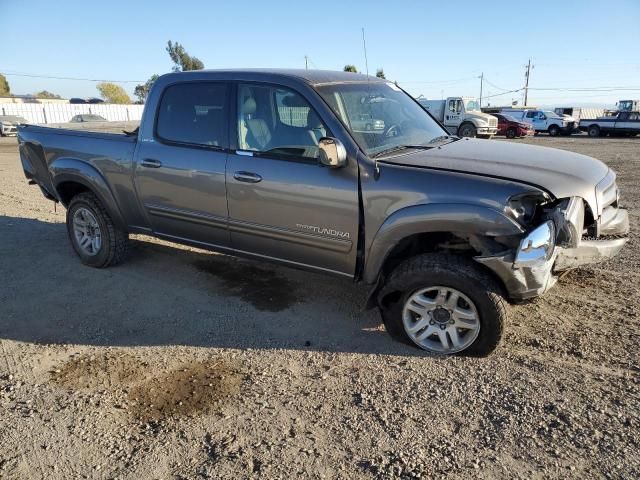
top-left (18, 124), bottom-right (138, 207)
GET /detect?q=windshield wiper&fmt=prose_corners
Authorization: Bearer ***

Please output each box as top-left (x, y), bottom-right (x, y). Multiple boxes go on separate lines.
top-left (427, 135), bottom-right (460, 145)
top-left (371, 144), bottom-right (434, 158)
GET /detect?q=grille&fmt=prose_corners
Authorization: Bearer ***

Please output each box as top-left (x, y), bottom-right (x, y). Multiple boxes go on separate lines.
top-left (488, 118), bottom-right (497, 127)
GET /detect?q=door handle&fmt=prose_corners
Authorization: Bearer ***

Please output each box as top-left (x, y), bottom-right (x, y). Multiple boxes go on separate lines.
top-left (233, 171), bottom-right (262, 183)
top-left (141, 158), bottom-right (162, 168)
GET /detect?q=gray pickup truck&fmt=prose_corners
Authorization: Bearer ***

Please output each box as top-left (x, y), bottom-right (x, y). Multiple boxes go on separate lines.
top-left (18, 69), bottom-right (629, 356)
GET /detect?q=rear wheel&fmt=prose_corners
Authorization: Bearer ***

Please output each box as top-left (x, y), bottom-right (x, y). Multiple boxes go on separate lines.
top-left (379, 254), bottom-right (506, 356)
top-left (506, 127), bottom-right (517, 139)
top-left (588, 125), bottom-right (601, 137)
top-left (66, 192), bottom-right (129, 268)
top-left (458, 123), bottom-right (477, 138)
top-left (548, 124), bottom-right (560, 136)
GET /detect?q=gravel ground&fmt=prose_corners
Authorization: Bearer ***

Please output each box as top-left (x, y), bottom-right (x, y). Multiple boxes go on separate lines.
top-left (0, 134), bottom-right (638, 479)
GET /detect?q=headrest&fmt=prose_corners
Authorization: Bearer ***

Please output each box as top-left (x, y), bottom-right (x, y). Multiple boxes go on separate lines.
top-left (281, 93), bottom-right (307, 108)
top-left (307, 109), bottom-right (323, 129)
top-left (242, 97), bottom-right (257, 115)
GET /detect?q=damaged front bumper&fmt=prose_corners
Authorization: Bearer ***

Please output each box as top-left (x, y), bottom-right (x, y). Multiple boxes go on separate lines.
top-left (476, 198), bottom-right (629, 301)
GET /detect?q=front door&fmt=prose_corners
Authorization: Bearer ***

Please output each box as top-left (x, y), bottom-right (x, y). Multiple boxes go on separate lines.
top-left (444, 98), bottom-right (463, 130)
top-left (225, 82), bottom-right (359, 275)
top-left (134, 81), bottom-right (231, 247)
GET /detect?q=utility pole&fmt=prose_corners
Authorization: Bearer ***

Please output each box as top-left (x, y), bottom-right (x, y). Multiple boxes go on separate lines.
top-left (479, 72), bottom-right (484, 108)
top-left (305, 55), bottom-right (308, 70)
top-left (524, 58), bottom-right (532, 106)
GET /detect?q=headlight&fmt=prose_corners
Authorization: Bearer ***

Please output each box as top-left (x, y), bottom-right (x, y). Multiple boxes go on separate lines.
top-left (514, 220), bottom-right (556, 268)
top-left (507, 192), bottom-right (551, 225)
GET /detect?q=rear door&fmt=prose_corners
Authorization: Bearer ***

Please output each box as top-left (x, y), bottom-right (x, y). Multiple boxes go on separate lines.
top-left (134, 81), bottom-right (231, 247)
top-left (225, 82), bottom-right (359, 276)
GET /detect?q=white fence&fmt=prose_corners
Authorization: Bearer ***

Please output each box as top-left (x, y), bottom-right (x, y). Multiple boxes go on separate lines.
top-left (0, 103), bottom-right (145, 124)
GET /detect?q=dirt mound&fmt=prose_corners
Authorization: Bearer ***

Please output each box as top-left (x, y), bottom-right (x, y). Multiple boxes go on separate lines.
top-left (51, 352), bottom-right (147, 390)
top-left (127, 360), bottom-right (242, 422)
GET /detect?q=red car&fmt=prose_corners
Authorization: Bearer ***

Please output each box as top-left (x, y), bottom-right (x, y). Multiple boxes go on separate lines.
top-left (494, 113), bottom-right (535, 139)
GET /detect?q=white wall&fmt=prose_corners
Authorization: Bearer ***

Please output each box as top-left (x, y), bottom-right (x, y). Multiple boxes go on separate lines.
top-left (0, 103), bottom-right (145, 124)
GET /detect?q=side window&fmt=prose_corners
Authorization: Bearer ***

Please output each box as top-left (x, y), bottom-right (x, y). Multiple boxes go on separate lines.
top-left (156, 83), bottom-right (229, 147)
top-left (629, 113), bottom-right (638, 121)
top-left (448, 99), bottom-right (461, 113)
top-left (526, 111), bottom-right (536, 119)
top-left (238, 84), bottom-right (329, 159)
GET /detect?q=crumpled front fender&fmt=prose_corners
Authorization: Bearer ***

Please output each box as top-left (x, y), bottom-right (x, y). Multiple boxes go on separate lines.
top-left (363, 203), bottom-right (524, 284)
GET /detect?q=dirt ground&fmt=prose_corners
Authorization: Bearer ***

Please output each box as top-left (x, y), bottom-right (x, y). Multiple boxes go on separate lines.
top-left (0, 134), bottom-right (638, 479)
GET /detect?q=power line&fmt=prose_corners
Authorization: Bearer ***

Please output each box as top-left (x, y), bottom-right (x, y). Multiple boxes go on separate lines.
top-left (1, 70), bottom-right (144, 83)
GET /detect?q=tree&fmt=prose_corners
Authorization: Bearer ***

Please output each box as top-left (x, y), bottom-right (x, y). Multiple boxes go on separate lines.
top-left (134, 74), bottom-right (159, 104)
top-left (376, 69), bottom-right (386, 79)
top-left (96, 82), bottom-right (131, 104)
top-left (0, 74), bottom-right (10, 96)
top-left (343, 65), bottom-right (358, 73)
top-left (166, 41), bottom-right (204, 72)
top-left (35, 90), bottom-right (62, 99)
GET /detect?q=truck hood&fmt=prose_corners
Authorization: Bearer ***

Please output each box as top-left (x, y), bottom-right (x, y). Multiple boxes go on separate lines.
top-left (380, 138), bottom-right (609, 215)
top-left (467, 111), bottom-right (495, 123)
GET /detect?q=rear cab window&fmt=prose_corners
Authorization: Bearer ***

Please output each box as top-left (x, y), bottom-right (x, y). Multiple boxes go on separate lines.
top-left (156, 82), bottom-right (229, 148)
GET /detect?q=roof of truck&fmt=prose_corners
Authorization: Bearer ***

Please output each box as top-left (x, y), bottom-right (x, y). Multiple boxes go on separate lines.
top-left (162, 69), bottom-right (389, 86)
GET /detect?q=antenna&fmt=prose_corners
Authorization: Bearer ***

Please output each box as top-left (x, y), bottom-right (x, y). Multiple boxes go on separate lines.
top-left (305, 55), bottom-right (308, 70)
top-left (361, 28), bottom-right (370, 77)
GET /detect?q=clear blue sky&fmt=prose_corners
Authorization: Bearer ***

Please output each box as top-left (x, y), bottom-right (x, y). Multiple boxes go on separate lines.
top-left (2, 0), bottom-right (639, 107)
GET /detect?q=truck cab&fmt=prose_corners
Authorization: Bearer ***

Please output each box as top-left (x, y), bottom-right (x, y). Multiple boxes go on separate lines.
top-left (418, 97), bottom-right (498, 138)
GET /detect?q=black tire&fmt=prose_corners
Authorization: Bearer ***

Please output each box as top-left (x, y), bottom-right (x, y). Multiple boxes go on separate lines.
top-left (458, 123), bottom-right (477, 138)
top-left (548, 124), bottom-right (560, 137)
top-left (588, 125), bottom-right (601, 138)
top-left (506, 127), bottom-right (517, 139)
top-left (66, 192), bottom-right (129, 268)
top-left (378, 254), bottom-right (506, 357)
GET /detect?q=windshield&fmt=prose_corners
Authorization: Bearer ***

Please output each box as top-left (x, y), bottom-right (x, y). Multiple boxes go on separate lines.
top-left (543, 110), bottom-right (562, 119)
top-left (618, 100), bottom-right (634, 112)
top-left (316, 82), bottom-right (446, 156)
top-left (463, 98), bottom-right (481, 111)
top-left (0, 115), bottom-right (28, 123)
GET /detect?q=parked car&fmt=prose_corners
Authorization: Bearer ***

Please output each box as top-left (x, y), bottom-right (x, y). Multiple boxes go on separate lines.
top-left (17, 69), bottom-right (629, 356)
top-left (419, 97), bottom-right (498, 138)
top-left (351, 113), bottom-right (385, 133)
top-left (0, 115), bottom-right (29, 136)
top-left (501, 109), bottom-right (576, 136)
top-left (87, 98), bottom-right (105, 104)
top-left (69, 98), bottom-right (88, 104)
top-left (493, 113), bottom-right (534, 139)
top-left (69, 114), bottom-right (108, 123)
top-left (579, 111), bottom-right (640, 137)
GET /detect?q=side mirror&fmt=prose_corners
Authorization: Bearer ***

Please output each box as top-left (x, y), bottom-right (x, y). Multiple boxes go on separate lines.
top-left (318, 137), bottom-right (347, 168)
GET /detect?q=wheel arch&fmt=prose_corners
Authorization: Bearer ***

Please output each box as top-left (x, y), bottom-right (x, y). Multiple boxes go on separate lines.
top-left (362, 204), bottom-right (523, 308)
top-left (51, 158), bottom-right (127, 230)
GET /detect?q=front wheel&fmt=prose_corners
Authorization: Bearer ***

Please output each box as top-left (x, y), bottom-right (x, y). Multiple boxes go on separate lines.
top-left (588, 125), bottom-right (601, 137)
top-left (66, 192), bottom-right (129, 268)
top-left (458, 123), bottom-right (477, 138)
top-left (548, 124), bottom-right (560, 136)
top-left (506, 127), bottom-right (517, 139)
top-left (379, 254), bottom-right (506, 356)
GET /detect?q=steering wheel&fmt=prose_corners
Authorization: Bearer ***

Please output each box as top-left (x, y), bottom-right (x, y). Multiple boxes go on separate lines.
top-left (384, 124), bottom-right (401, 138)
